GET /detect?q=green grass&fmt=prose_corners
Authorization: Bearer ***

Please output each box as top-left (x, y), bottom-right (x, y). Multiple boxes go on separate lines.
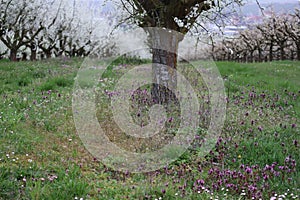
top-left (0, 58), bottom-right (299, 199)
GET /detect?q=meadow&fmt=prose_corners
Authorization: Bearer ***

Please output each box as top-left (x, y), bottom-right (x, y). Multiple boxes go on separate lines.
top-left (0, 57), bottom-right (299, 199)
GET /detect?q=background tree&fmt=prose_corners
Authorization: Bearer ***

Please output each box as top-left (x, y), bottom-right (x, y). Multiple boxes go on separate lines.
top-left (0, 0), bottom-right (117, 60)
top-left (284, 9), bottom-right (300, 60)
top-left (240, 30), bottom-right (258, 62)
top-left (273, 16), bottom-right (290, 61)
top-left (32, 0), bottom-right (63, 59)
top-left (209, 8), bottom-right (299, 63)
top-left (0, 0), bottom-right (46, 61)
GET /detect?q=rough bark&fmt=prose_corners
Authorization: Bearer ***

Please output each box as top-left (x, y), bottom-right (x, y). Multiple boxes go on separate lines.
top-left (146, 28), bottom-right (183, 104)
top-left (151, 49), bottom-right (178, 104)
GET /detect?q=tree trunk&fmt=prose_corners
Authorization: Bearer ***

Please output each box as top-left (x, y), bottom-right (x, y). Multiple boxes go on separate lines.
top-left (227, 53), bottom-right (230, 61)
top-left (151, 49), bottom-right (178, 104)
top-left (258, 48), bottom-right (262, 62)
top-left (30, 49), bottom-right (37, 61)
top-left (10, 49), bottom-right (18, 61)
top-left (243, 53), bottom-right (246, 62)
top-left (250, 51), bottom-right (254, 63)
top-left (39, 44), bottom-right (53, 59)
top-left (145, 28), bottom-right (183, 104)
top-left (297, 43), bottom-right (300, 61)
top-left (29, 42), bottom-right (37, 61)
top-left (269, 42), bottom-right (273, 62)
top-left (45, 50), bottom-right (52, 59)
top-left (55, 35), bottom-right (67, 57)
top-left (280, 44), bottom-right (285, 61)
top-left (290, 49), bottom-right (294, 60)
top-left (22, 52), bottom-right (27, 61)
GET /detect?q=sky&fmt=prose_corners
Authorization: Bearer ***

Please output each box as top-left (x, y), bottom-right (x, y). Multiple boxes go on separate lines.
top-left (255, 0), bottom-right (298, 3)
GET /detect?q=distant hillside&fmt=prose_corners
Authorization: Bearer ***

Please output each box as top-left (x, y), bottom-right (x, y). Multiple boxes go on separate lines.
top-left (240, 2), bottom-right (299, 16)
